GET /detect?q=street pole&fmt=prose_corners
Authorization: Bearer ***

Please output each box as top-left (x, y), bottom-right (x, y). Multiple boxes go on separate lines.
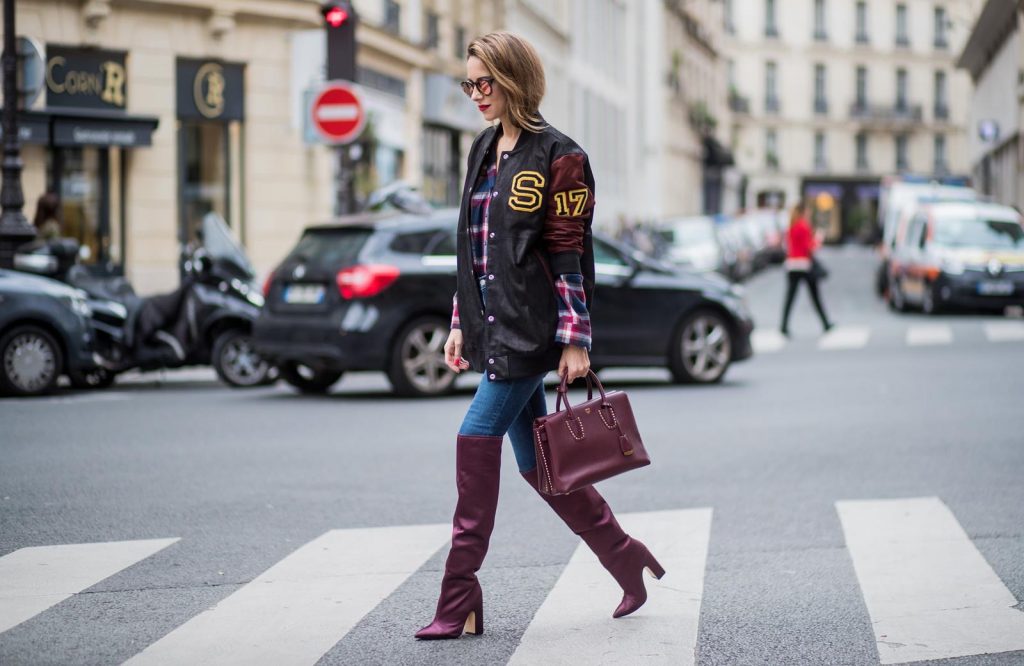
top-left (0, 0), bottom-right (36, 268)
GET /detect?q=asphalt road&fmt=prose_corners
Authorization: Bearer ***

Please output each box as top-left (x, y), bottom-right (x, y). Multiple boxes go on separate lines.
top-left (2, 245), bottom-right (1023, 665)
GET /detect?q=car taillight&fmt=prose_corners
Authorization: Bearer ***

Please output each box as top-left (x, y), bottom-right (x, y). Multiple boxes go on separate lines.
top-left (262, 272), bottom-right (274, 298)
top-left (336, 264), bottom-right (401, 299)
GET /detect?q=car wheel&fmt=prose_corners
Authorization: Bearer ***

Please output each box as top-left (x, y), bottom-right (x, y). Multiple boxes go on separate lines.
top-left (212, 328), bottom-right (272, 388)
top-left (279, 361), bottom-right (342, 394)
top-left (0, 325), bottom-right (63, 396)
top-left (922, 284), bottom-right (941, 315)
top-left (69, 367), bottom-right (116, 390)
top-left (889, 278), bottom-right (908, 312)
top-left (670, 309), bottom-right (732, 384)
top-left (387, 315), bottom-right (457, 397)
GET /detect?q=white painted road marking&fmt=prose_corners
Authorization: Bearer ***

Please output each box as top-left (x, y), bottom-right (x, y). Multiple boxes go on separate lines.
top-left (818, 325), bottom-right (871, 350)
top-left (124, 524), bottom-right (450, 666)
top-left (751, 329), bottom-right (787, 353)
top-left (906, 324), bottom-right (953, 346)
top-left (509, 508), bottom-right (713, 665)
top-left (0, 538), bottom-right (179, 634)
top-left (984, 321), bottom-right (1024, 342)
top-left (836, 497), bottom-right (1024, 664)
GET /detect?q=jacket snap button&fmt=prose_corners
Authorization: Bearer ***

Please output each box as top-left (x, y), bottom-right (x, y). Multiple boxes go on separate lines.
top-left (489, 232), bottom-right (495, 238)
top-left (487, 315), bottom-right (495, 322)
top-left (492, 191), bottom-right (499, 196)
top-left (488, 358), bottom-right (494, 364)
top-left (502, 154), bottom-right (508, 159)
top-left (488, 274), bottom-right (494, 280)
top-left (489, 373), bottom-right (496, 380)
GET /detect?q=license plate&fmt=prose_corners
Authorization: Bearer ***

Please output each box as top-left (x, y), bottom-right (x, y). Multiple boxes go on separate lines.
top-left (283, 284), bottom-right (325, 304)
top-left (977, 280), bottom-right (1014, 296)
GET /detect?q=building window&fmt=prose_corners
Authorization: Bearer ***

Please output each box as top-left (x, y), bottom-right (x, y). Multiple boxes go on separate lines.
top-left (814, 0), bottom-right (827, 40)
top-left (454, 25), bottom-right (466, 59)
top-left (424, 11), bottom-right (439, 50)
top-left (896, 4), bottom-right (909, 47)
top-left (765, 61), bottom-right (779, 113)
top-left (766, 129), bottom-right (779, 169)
top-left (724, 0), bottom-right (735, 33)
top-left (934, 7), bottom-right (948, 49)
top-left (765, 0), bottom-right (779, 37)
top-left (896, 134), bottom-right (909, 171)
top-left (856, 132), bottom-right (868, 170)
top-left (855, 1), bottom-right (869, 43)
top-left (814, 64), bottom-right (827, 114)
top-left (896, 68), bottom-right (908, 111)
top-left (383, 0), bottom-right (401, 34)
top-left (814, 131), bottom-right (827, 171)
top-left (855, 66), bottom-right (868, 109)
top-left (422, 124), bottom-right (461, 206)
top-left (934, 70), bottom-right (948, 120)
top-left (934, 134), bottom-right (947, 172)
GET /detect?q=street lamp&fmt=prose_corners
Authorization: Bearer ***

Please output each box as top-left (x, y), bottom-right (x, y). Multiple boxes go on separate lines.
top-left (0, 0), bottom-right (36, 268)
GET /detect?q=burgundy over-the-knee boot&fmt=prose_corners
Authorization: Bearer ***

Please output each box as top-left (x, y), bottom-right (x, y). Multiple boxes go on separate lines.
top-left (521, 471), bottom-right (665, 618)
top-left (415, 435), bottom-right (503, 639)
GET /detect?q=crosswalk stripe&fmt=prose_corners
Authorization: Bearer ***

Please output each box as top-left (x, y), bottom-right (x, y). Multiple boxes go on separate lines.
top-left (751, 329), bottom-right (787, 353)
top-left (905, 324), bottom-right (953, 346)
top-left (509, 508), bottom-right (713, 665)
top-left (836, 497), bottom-right (1024, 664)
top-left (123, 524), bottom-right (450, 666)
top-left (818, 325), bottom-right (871, 350)
top-left (984, 321), bottom-right (1024, 342)
top-left (0, 538), bottom-right (179, 635)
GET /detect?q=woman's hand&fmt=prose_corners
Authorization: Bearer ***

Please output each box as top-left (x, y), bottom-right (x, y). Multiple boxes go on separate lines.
top-left (444, 329), bottom-right (470, 373)
top-left (559, 345), bottom-right (590, 384)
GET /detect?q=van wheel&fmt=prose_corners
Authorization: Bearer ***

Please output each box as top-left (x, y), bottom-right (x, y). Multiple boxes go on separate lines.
top-left (669, 309), bottom-right (732, 384)
top-left (279, 362), bottom-right (342, 394)
top-left (388, 315), bottom-right (457, 397)
top-left (1, 325), bottom-right (63, 396)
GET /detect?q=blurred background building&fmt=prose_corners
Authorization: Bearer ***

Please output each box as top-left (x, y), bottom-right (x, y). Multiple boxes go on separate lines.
top-left (722, 0), bottom-right (981, 241)
top-left (957, 0), bottom-right (1024, 212)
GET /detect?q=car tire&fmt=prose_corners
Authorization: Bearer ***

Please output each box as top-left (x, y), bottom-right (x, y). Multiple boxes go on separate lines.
top-left (0, 325), bottom-right (64, 396)
top-left (669, 309), bottom-right (732, 385)
top-left (889, 278), bottom-right (908, 312)
top-left (212, 328), bottom-right (272, 388)
top-left (69, 367), bottom-right (116, 390)
top-left (387, 315), bottom-right (457, 397)
top-left (922, 284), bottom-right (941, 315)
top-left (279, 361), bottom-right (342, 394)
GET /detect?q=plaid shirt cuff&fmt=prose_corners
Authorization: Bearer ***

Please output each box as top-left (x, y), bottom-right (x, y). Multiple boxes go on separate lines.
top-left (555, 273), bottom-right (591, 350)
top-left (451, 293), bottom-right (460, 330)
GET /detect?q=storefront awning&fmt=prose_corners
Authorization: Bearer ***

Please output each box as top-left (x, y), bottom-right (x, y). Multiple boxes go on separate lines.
top-left (0, 107), bottom-right (159, 148)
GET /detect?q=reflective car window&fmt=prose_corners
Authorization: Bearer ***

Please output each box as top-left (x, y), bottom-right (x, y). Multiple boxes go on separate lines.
top-left (933, 217), bottom-right (1024, 249)
top-left (287, 229), bottom-right (372, 267)
top-left (593, 239), bottom-right (628, 267)
top-left (427, 230), bottom-right (456, 256)
top-left (390, 230), bottom-right (438, 254)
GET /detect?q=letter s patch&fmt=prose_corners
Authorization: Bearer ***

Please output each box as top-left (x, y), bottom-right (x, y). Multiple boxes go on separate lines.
top-left (508, 171), bottom-right (545, 213)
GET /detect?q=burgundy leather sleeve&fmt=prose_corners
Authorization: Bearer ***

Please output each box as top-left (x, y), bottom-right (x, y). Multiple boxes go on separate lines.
top-left (543, 152), bottom-right (595, 275)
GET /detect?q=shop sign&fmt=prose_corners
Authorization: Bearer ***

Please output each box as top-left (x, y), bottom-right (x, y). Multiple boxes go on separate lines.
top-left (45, 45), bottom-right (127, 111)
top-left (0, 114), bottom-right (49, 144)
top-left (177, 59), bottom-right (245, 121)
top-left (53, 117), bottom-right (156, 147)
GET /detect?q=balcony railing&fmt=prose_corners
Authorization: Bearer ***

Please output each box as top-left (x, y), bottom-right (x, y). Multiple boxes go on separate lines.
top-left (729, 91), bottom-right (751, 114)
top-left (849, 102), bottom-right (923, 125)
top-left (895, 34), bottom-right (910, 48)
top-left (814, 99), bottom-right (828, 115)
top-left (765, 24), bottom-right (779, 38)
top-left (814, 30), bottom-right (828, 42)
top-left (765, 97), bottom-right (780, 114)
top-left (934, 36), bottom-right (949, 50)
top-left (855, 31), bottom-right (870, 44)
top-left (934, 104), bottom-right (949, 121)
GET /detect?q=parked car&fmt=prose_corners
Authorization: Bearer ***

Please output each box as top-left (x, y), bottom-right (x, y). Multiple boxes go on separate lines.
top-left (887, 201), bottom-right (1024, 313)
top-left (660, 216), bottom-right (726, 275)
top-left (254, 209), bottom-right (754, 396)
top-left (716, 218), bottom-right (756, 282)
top-left (741, 209), bottom-right (787, 265)
top-left (0, 269), bottom-right (100, 396)
top-left (876, 178), bottom-right (976, 296)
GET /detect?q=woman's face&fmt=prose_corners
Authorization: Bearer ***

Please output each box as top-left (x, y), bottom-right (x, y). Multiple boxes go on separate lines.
top-left (466, 56), bottom-right (505, 123)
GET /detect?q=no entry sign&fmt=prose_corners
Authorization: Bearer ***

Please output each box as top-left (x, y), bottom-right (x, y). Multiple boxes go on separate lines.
top-left (310, 82), bottom-right (365, 144)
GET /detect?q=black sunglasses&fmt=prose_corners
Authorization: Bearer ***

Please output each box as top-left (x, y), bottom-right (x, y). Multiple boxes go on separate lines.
top-left (460, 76), bottom-right (495, 97)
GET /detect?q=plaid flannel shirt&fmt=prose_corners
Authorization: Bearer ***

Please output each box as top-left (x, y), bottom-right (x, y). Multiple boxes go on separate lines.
top-left (450, 152), bottom-right (591, 351)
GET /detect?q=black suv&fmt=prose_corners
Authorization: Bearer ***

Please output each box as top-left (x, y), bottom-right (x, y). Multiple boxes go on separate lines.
top-left (255, 209), bottom-right (754, 397)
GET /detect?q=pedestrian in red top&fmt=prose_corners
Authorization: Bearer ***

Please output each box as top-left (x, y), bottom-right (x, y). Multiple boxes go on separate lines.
top-left (780, 200), bottom-right (833, 335)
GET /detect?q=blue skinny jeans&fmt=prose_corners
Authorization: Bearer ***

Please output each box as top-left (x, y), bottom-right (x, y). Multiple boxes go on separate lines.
top-left (458, 278), bottom-right (549, 473)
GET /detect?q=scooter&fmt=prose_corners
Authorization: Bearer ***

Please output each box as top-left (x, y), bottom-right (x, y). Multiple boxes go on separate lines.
top-left (13, 213), bottom-right (272, 388)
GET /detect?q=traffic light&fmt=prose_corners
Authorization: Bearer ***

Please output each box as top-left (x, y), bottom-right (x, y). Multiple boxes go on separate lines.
top-left (322, 1), bottom-right (358, 82)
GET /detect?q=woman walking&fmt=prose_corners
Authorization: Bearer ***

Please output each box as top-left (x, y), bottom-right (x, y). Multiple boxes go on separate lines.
top-left (415, 31), bottom-right (664, 640)
top-left (780, 200), bottom-right (834, 336)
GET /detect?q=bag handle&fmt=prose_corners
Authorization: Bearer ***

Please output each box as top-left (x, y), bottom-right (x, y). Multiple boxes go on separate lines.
top-left (554, 370), bottom-right (619, 437)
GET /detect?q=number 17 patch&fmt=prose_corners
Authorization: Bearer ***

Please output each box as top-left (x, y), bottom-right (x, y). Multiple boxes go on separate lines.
top-left (553, 189), bottom-right (589, 217)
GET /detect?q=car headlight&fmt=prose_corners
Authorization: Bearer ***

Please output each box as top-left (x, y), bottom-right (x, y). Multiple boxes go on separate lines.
top-left (61, 291), bottom-right (92, 318)
top-left (940, 257), bottom-right (965, 275)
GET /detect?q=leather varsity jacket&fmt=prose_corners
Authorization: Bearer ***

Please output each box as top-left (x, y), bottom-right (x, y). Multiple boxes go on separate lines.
top-left (456, 121), bottom-right (596, 380)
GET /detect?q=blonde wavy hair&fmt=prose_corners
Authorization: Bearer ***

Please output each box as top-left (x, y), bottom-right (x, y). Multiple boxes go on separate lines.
top-left (467, 32), bottom-right (546, 133)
